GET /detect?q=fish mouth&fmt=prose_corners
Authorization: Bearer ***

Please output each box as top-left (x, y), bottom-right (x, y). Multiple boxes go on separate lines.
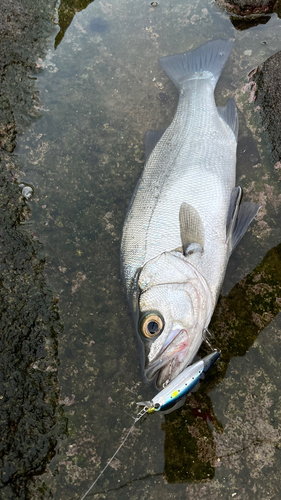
top-left (145, 328), bottom-right (190, 389)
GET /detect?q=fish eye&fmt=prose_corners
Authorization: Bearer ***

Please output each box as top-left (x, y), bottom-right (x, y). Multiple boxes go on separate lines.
top-left (140, 312), bottom-right (164, 338)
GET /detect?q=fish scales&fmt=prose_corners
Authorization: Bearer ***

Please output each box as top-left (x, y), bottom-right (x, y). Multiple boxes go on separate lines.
top-left (121, 39), bottom-right (260, 389)
top-left (122, 78), bottom-right (235, 301)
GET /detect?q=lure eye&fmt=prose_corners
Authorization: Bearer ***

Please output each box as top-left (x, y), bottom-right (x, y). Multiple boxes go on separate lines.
top-left (140, 313), bottom-right (164, 338)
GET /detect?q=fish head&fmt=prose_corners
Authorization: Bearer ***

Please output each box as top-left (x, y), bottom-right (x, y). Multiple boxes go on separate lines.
top-left (136, 252), bottom-right (213, 389)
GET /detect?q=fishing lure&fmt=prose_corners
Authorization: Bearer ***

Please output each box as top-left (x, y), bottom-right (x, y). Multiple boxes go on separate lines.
top-left (137, 351), bottom-right (220, 414)
top-left (80, 351), bottom-right (220, 500)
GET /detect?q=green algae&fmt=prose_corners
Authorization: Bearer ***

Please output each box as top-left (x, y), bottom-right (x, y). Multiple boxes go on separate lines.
top-left (162, 242), bottom-right (281, 485)
top-left (54, 0), bottom-right (96, 49)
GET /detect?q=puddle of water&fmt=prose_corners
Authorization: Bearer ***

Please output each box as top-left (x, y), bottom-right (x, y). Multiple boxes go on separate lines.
top-left (14, 0), bottom-right (281, 498)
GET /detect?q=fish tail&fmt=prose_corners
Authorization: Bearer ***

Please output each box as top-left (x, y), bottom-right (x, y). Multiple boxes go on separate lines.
top-left (159, 39), bottom-right (233, 90)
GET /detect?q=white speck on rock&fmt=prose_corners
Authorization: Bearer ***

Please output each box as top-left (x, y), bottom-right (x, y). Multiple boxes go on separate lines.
top-left (22, 186), bottom-right (33, 199)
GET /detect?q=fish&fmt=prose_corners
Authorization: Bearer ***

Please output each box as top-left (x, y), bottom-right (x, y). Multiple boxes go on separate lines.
top-left (121, 39), bottom-right (260, 390)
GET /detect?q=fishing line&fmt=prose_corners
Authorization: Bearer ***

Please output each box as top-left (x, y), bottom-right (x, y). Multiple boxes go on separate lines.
top-left (79, 351), bottom-right (220, 499)
top-left (79, 407), bottom-right (148, 500)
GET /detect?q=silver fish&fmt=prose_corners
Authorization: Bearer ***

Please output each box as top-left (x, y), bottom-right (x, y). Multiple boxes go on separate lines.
top-left (121, 39), bottom-right (259, 390)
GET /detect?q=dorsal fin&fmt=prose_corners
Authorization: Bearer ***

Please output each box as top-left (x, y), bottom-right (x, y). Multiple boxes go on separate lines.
top-left (217, 98), bottom-right (239, 140)
top-left (144, 129), bottom-right (166, 162)
top-left (179, 203), bottom-right (204, 256)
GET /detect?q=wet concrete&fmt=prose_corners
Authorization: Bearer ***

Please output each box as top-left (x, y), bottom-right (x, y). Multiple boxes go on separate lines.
top-left (254, 50), bottom-right (281, 165)
top-left (0, 1), bottom-right (67, 498)
top-left (1, 0), bottom-right (281, 499)
top-left (163, 241), bottom-right (281, 483)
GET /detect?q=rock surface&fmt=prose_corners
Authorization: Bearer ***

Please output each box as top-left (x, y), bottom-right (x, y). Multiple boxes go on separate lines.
top-left (1, 0), bottom-right (281, 498)
top-left (254, 50), bottom-right (281, 163)
top-left (217, 0), bottom-right (281, 16)
top-left (163, 242), bottom-right (281, 484)
top-left (0, 1), bottom-right (67, 498)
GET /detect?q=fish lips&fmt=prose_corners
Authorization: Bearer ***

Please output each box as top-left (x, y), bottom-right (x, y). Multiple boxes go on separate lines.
top-left (144, 328), bottom-right (191, 389)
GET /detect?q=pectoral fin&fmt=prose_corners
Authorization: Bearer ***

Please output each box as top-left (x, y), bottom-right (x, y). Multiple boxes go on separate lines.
top-left (179, 202), bottom-right (204, 256)
top-left (226, 186), bottom-right (260, 253)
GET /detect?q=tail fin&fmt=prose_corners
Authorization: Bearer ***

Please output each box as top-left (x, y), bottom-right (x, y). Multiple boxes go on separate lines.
top-left (159, 39), bottom-right (233, 90)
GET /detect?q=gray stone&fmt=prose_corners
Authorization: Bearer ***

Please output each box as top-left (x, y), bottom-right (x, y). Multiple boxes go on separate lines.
top-left (254, 50), bottom-right (281, 162)
top-left (217, 0), bottom-right (280, 16)
top-left (0, 1), bottom-right (67, 498)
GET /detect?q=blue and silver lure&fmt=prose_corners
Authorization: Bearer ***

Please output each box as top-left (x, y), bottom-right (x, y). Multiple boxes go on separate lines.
top-left (137, 351), bottom-right (220, 414)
